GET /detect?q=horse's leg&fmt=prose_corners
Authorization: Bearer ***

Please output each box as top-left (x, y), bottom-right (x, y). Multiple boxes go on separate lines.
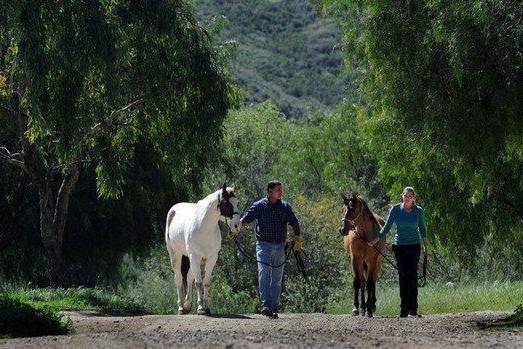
top-left (167, 248), bottom-right (186, 314)
top-left (183, 268), bottom-right (194, 313)
top-left (366, 272), bottom-right (375, 318)
top-left (188, 253), bottom-right (206, 315)
top-left (370, 257), bottom-right (382, 315)
top-left (202, 254), bottom-right (218, 315)
top-left (351, 256), bottom-right (361, 316)
top-left (360, 262), bottom-right (367, 316)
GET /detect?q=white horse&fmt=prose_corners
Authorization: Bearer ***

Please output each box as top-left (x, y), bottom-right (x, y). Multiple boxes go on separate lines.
top-left (165, 183), bottom-right (240, 315)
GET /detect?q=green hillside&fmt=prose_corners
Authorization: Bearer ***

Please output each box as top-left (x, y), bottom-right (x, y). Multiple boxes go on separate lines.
top-left (196, 0), bottom-right (348, 118)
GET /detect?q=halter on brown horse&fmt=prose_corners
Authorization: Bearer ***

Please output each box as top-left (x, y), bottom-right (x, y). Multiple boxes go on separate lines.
top-left (339, 193), bottom-right (385, 317)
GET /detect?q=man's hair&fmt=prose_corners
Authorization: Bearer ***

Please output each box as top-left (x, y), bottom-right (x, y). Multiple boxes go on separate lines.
top-left (267, 180), bottom-right (282, 193)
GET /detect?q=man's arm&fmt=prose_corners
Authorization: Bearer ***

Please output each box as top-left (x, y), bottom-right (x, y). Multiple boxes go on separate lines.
top-left (290, 221), bottom-right (301, 236)
top-left (286, 204), bottom-right (302, 251)
top-left (239, 201), bottom-right (258, 230)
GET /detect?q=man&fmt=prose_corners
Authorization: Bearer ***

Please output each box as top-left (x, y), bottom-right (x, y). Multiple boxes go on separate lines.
top-left (232, 180), bottom-right (302, 319)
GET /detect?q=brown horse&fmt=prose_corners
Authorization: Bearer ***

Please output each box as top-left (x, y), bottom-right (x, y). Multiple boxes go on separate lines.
top-left (339, 193), bottom-right (385, 317)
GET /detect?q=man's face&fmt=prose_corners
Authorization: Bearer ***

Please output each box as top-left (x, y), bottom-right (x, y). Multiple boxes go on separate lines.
top-left (269, 184), bottom-right (283, 201)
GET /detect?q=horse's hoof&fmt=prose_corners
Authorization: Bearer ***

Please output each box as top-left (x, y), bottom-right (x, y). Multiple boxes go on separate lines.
top-left (367, 312), bottom-right (373, 318)
top-left (178, 308), bottom-right (190, 315)
top-left (197, 308), bottom-right (207, 315)
top-left (204, 308), bottom-right (211, 316)
top-left (352, 308), bottom-right (359, 316)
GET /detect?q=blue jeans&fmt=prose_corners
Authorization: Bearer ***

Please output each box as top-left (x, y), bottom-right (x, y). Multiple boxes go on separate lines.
top-left (256, 241), bottom-right (286, 312)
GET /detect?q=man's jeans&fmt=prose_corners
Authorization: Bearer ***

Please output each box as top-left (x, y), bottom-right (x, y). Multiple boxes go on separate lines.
top-left (256, 241), bottom-right (286, 312)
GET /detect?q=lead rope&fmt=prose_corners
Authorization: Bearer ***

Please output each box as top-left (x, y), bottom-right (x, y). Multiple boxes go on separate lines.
top-left (224, 217), bottom-right (307, 276)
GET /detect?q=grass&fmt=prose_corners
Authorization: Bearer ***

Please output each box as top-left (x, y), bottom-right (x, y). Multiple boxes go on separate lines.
top-left (6, 287), bottom-right (147, 316)
top-left (0, 294), bottom-right (74, 339)
top-left (1, 280), bottom-right (521, 339)
top-left (327, 281), bottom-right (523, 316)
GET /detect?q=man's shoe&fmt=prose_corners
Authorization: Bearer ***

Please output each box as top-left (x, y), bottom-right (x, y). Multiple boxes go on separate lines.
top-left (408, 312), bottom-right (422, 318)
top-left (261, 307), bottom-right (273, 317)
top-left (400, 311), bottom-right (408, 318)
top-left (270, 312), bottom-right (279, 319)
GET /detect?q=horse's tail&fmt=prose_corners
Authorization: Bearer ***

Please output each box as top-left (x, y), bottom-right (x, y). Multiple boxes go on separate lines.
top-left (181, 255), bottom-right (190, 292)
top-left (166, 209), bottom-right (176, 236)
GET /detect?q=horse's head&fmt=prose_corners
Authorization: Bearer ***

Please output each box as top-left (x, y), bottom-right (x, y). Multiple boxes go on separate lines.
top-left (339, 192), bottom-right (363, 235)
top-left (219, 182), bottom-right (240, 234)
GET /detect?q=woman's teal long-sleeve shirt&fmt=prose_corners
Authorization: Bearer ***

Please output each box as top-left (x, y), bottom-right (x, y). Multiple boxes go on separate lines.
top-left (378, 203), bottom-right (427, 245)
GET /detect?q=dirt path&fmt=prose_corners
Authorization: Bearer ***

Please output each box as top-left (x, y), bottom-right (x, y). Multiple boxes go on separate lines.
top-left (1, 311), bottom-right (521, 348)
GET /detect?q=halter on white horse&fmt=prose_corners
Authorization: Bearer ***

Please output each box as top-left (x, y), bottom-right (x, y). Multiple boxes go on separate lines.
top-left (165, 183), bottom-right (240, 315)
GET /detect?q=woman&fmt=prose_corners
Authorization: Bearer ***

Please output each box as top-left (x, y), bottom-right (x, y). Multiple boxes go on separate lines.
top-left (368, 186), bottom-right (428, 317)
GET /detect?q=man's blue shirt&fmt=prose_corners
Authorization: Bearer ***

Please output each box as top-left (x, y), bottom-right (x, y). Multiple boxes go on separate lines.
top-left (242, 198), bottom-right (298, 243)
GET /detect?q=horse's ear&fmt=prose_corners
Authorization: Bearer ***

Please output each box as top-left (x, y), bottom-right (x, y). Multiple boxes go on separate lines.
top-left (341, 193), bottom-right (348, 204)
top-left (222, 183), bottom-right (228, 197)
top-left (232, 183), bottom-right (238, 193)
top-left (354, 192), bottom-right (360, 198)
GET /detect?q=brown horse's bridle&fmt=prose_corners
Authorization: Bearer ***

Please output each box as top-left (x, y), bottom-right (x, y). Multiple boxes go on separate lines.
top-left (342, 197), bottom-right (365, 231)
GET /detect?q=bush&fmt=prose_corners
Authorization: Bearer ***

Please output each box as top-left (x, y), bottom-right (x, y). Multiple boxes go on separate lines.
top-left (6, 287), bottom-right (146, 316)
top-left (0, 294), bottom-right (73, 339)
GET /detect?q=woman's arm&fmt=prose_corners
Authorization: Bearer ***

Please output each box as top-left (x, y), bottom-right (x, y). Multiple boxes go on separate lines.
top-left (378, 205), bottom-right (397, 240)
top-left (419, 208), bottom-right (428, 254)
top-left (369, 205), bottom-right (396, 246)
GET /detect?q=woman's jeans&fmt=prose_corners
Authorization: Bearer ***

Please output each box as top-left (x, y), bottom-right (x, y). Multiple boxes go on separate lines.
top-left (256, 241), bottom-right (286, 312)
top-left (392, 244), bottom-right (421, 315)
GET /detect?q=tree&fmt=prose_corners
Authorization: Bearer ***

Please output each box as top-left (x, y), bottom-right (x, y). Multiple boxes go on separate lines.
top-left (0, 1), bottom-right (233, 285)
top-left (322, 0), bottom-right (523, 268)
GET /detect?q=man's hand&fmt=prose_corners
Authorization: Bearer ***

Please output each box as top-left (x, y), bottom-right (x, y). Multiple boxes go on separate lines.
top-left (292, 235), bottom-right (303, 252)
top-left (239, 219), bottom-right (249, 230)
top-left (228, 229), bottom-right (239, 240)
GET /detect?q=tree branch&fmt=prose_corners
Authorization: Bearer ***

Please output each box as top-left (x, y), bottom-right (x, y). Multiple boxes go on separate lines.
top-left (109, 97), bottom-right (144, 121)
top-left (0, 146), bottom-right (27, 171)
top-left (78, 97), bottom-right (144, 151)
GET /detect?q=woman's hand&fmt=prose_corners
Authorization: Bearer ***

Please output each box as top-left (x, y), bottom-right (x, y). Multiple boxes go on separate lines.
top-left (367, 237), bottom-right (380, 246)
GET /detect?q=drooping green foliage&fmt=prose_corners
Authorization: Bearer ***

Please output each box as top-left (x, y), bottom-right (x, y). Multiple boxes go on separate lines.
top-left (2, 0), bottom-right (232, 196)
top-left (322, 0), bottom-right (523, 267)
top-left (0, 0), bottom-right (234, 284)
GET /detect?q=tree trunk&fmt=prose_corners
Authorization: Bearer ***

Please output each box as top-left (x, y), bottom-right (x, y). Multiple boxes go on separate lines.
top-left (3, 100), bottom-right (81, 286)
top-left (38, 165), bottom-right (79, 286)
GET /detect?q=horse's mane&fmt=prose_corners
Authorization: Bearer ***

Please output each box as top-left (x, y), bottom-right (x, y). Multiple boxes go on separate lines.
top-left (199, 189), bottom-right (221, 210)
top-left (200, 187), bottom-right (236, 210)
top-left (358, 196), bottom-right (382, 229)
